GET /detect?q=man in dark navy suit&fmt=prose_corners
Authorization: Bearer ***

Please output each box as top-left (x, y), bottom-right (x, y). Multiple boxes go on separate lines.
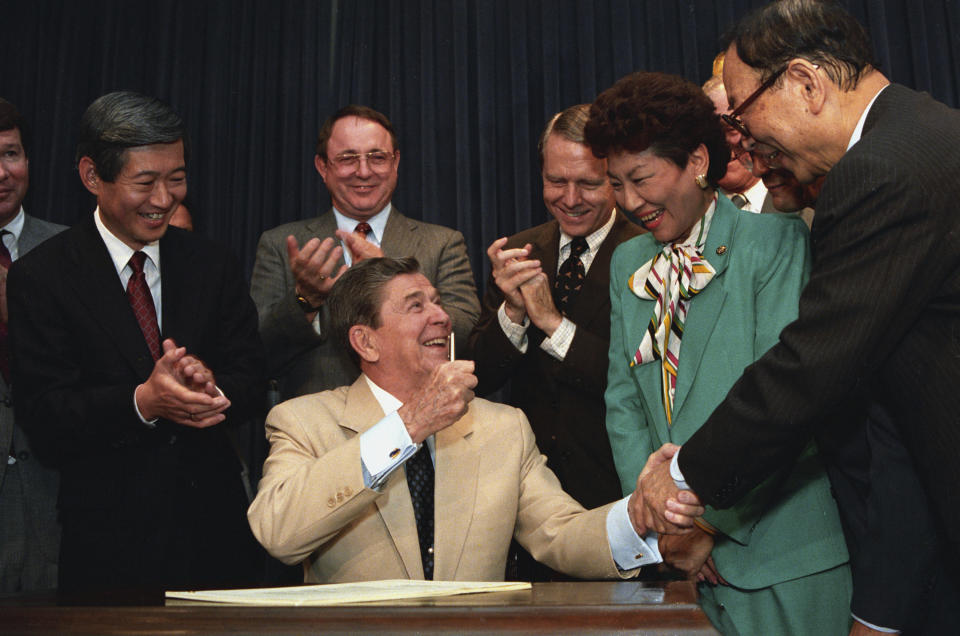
top-left (8, 91), bottom-right (264, 596)
top-left (631, 1), bottom-right (960, 633)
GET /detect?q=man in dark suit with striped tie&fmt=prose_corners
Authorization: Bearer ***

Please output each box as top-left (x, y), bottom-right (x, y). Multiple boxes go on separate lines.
top-left (632, 1), bottom-right (960, 633)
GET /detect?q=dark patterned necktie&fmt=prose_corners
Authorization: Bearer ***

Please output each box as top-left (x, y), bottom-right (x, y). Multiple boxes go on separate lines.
top-left (127, 251), bottom-right (162, 361)
top-left (354, 222), bottom-right (372, 238)
top-left (406, 444), bottom-right (435, 579)
top-left (730, 193), bottom-right (748, 209)
top-left (0, 231), bottom-right (12, 383)
top-left (554, 236), bottom-right (588, 313)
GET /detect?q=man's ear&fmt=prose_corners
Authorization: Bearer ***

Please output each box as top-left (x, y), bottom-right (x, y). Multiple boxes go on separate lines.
top-left (314, 154), bottom-right (328, 180)
top-left (78, 156), bottom-right (101, 196)
top-left (349, 325), bottom-right (380, 363)
top-left (787, 58), bottom-right (827, 116)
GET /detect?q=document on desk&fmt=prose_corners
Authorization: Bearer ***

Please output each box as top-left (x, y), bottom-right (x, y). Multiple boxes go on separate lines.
top-left (165, 580), bottom-right (532, 606)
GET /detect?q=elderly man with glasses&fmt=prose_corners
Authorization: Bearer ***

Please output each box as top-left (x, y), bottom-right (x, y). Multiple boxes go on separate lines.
top-left (251, 105), bottom-right (480, 404)
top-left (631, 1), bottom-right (960, 634)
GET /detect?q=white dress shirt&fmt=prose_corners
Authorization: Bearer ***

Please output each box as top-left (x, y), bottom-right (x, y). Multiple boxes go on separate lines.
top-left (498, 208), bottom-right (616, 360)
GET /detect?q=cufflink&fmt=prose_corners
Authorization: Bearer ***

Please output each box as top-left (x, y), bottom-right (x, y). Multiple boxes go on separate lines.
top-left (389, 448), bottom-right (401, 459)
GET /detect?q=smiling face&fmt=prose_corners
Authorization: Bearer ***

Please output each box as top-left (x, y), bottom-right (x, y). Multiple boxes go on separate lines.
top-left (541, 134), bottom-right (615, 237)
top-left (606, 146), bottom-right (713, 244)
top-left (0, 128), bottom-right (29, 227)
top-left (315, 115), bottom-right (399, 221)
top-left (722, 45), bottom-right (824, 185)
top-left (81, 140), bottom-right (186, 250)
top-left (363, 272), bottom-right (451, 394)
top-left (706, 85), bottom-right (758, 194)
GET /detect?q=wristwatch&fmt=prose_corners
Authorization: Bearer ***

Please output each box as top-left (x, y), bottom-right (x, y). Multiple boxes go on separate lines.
top-left (295, 292), bottom-right (322, 313)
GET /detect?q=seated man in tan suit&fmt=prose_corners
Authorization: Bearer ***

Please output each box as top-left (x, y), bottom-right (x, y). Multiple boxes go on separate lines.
top-left (248, 257), bottom-right (658, 582)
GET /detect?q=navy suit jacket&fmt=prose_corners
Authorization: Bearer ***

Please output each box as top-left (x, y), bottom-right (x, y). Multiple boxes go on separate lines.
top-left (679, 85), bottom-right (960, 628)
top-left (8, 215), bottom-right (265, 592)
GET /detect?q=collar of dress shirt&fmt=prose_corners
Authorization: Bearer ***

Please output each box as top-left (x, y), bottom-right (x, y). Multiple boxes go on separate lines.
top-left (333, 203), bottom-right (392, 246)
top-left (1, 207), bottom-right (26, 260)
top-left (93, 208), bottom-right (161, 280)
top-left (557, 207), bottom-right (616, 273)
top-left (364, 373), bottom-right (436, 457)
top-left (846, 84), bottom-right (889, 151)
top-left (741, 178), bottom-right (769, 214)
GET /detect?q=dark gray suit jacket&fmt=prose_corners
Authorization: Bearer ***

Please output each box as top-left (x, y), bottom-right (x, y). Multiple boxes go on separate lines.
top-left (0, 213), bottom-right (66, 592)
top-left (251, 207), bottom-right (480, 401)
top-left (679, 84), bottom-right (960, 629)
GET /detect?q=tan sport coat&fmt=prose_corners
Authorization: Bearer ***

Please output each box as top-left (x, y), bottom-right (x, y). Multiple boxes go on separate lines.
top-left (247, 375), bottom-right (634, 582)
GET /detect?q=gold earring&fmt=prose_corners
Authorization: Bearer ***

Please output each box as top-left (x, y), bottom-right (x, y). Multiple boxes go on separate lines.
top-left (695, 174), bottom-right (709, 189)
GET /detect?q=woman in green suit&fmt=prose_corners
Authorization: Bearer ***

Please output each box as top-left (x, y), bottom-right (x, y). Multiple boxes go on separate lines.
top-left (585, 72), bottom-right (851, 635)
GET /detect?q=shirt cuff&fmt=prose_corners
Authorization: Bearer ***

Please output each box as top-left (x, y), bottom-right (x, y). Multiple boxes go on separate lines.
top-left (359, 410), bottom-right (417, 490)
top-left (852, 615), bottom-right (899, 633)
top-left (133, 384), bottom-right (158, 428)
top-left (310, 311), bottom-right (322, 336)
top-left (497, 302), bottom-right (529, 353)
top-left (539, 317), bottom-right (576, 361)
top-left (670, 449), bottom-right (690, 490)
top-left (607, 496), bottom-right (662, 570)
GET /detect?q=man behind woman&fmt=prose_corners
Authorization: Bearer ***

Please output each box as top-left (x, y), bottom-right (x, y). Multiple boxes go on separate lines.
top-left (587, 71), bottom-right (851, 635)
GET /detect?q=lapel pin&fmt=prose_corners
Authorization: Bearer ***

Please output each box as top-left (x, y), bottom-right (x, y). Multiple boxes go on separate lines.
top-left (716, 245), bottom-right (727, 255)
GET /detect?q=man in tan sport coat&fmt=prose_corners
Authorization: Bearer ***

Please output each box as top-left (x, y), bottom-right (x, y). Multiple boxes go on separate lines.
top-left (248, 257), bottom-right (657, 582)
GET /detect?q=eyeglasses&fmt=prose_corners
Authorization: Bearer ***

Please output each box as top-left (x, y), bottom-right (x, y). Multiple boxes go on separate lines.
top-left (749, 145), bottom-right (781, 169)
top-left (328, 150), bottom-right (396, 173)
top-left (720, 65), bottom-right (788, 139)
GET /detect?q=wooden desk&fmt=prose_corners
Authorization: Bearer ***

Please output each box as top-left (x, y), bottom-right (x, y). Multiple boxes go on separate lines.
top-left (1, 581), bottom-right (717, 635)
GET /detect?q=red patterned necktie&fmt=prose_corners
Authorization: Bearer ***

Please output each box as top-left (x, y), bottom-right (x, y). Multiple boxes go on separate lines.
top-left (0, 231), bottom-right (12, 382)
top-left (354, 222), bottom-right (372, 238)
top-left (127, 251), bottom-right (162, 361)
top-left (554, 236), bottom-right (588, 314)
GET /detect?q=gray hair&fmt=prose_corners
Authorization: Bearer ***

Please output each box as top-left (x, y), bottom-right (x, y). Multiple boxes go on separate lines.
top-left (76, 91), bottom-right (186, 182)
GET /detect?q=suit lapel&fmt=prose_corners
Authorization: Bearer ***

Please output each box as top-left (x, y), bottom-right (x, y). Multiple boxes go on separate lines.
top-left (432, 408), bottom-right (477, 580)
top-left (19, 216), bottom-right (47, 254)
top-left (341, 376), bottom-right (423, 579)
top-left (671, 199), bottom-right (736, 415)
top-left (570, 211), bottom-right (631, 326)
top-left (381, 207), bottom-right (421, 259)
top-left (69, 218), bottom-right (156, 379)
top-left (158, 231), bottom-right (191, 343)
top-left (618, 238), bottom-right (674, 442)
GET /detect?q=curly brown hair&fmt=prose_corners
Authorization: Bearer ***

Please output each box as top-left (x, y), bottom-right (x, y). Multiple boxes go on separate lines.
top-left (584, 71), bottom-right (728, 185)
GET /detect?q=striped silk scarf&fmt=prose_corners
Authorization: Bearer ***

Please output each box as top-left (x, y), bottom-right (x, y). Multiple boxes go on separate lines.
top-left (628, 205), bottom-right (716, 425)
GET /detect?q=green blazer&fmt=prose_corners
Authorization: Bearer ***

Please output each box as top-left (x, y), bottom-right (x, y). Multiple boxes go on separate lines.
top-left (605, 196), bottom-right (849, 590)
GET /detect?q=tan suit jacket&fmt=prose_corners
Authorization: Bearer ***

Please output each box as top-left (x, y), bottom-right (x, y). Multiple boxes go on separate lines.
top-left (248, 375), bottom-right (633, 582)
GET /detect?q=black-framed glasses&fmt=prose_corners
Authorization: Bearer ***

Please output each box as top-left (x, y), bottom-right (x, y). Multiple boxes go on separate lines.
top-left (328, 150), bottom-right (396, 174)
top-left (720, 65), bottom-right (788, 138)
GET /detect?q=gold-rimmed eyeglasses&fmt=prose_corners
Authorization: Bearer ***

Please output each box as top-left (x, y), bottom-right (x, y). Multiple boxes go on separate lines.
top-left (328, 150), bottom-right (396, 174)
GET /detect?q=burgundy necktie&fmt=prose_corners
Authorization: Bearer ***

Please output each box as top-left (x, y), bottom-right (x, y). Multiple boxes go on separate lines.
top-left (354, 222), bottom-right (372, 238)
top-left (0, 231), bottom-right (12, 382)
top-left (127, 252), bottom-right (162, 361)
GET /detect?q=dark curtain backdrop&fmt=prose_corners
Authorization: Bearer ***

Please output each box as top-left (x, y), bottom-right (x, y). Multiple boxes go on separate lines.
top-left (3, 0), bottom-right (959, 287)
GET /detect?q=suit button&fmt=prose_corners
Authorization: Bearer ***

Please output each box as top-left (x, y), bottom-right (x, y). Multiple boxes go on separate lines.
top-left (344, 486), bottom-right (353, 497)
top-left (336, 492), bottom-right (344, 503)
top-left (327, 497), bottom-right (336, 508)
top-left (17, 450), bottom-right (29, 461)
top-left (169, 435), bottom-right (178, 445)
